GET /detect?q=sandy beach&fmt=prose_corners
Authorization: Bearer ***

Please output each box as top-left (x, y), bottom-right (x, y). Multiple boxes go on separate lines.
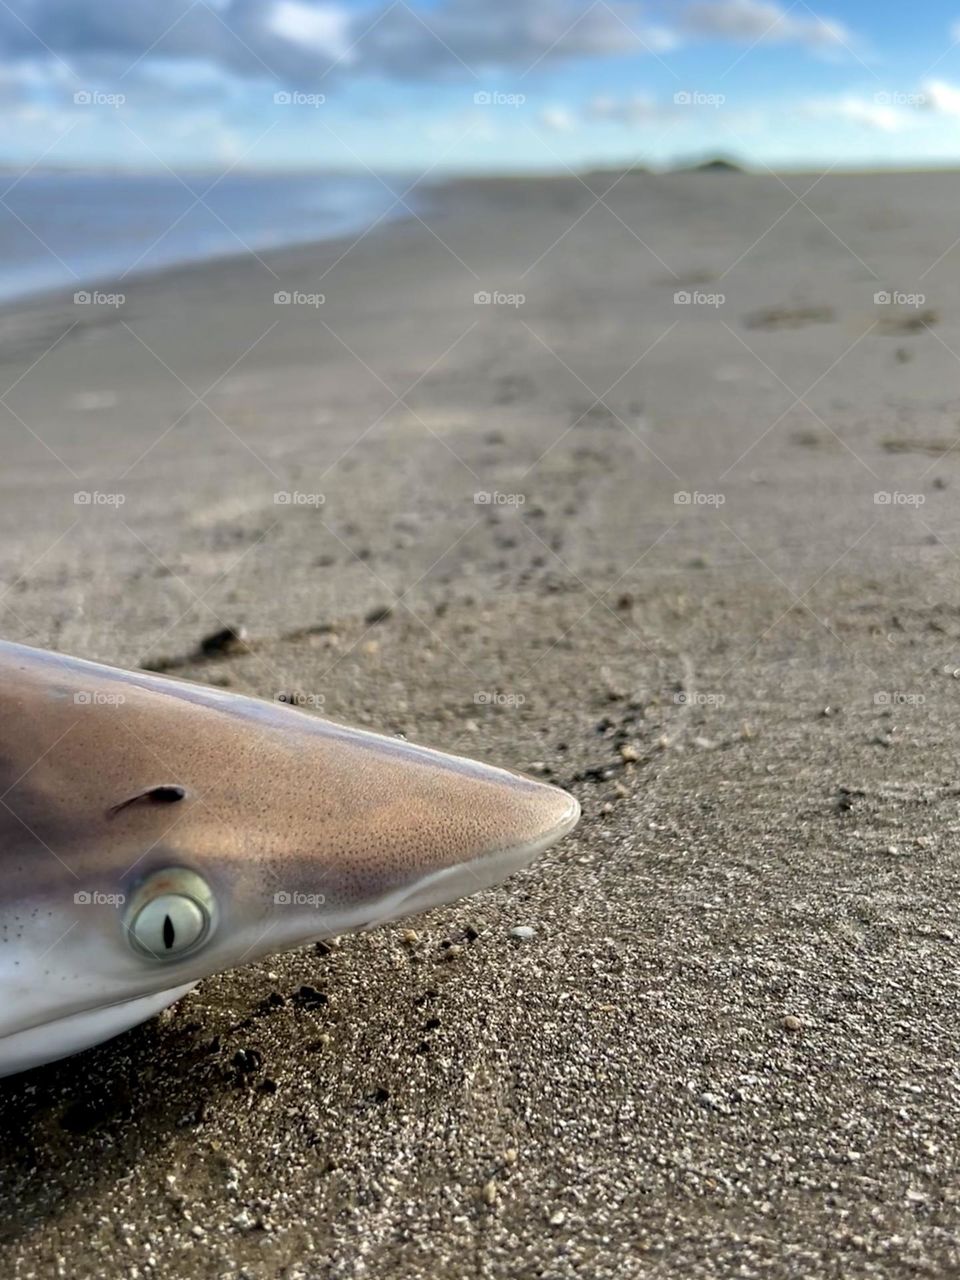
top-left (2, 167), bottom-right (960, 1277)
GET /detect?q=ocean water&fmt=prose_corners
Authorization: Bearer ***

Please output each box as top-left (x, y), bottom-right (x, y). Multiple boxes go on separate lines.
top-left (0, 171), bottom-right (413, 303)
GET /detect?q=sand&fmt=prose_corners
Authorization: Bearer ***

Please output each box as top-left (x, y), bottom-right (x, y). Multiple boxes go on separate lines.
top-left (2, 167), bottom-right (960, 1278)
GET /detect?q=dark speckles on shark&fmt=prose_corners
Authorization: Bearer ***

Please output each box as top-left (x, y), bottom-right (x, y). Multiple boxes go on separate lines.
top-left (0, 640), bottom-right (579, 1077)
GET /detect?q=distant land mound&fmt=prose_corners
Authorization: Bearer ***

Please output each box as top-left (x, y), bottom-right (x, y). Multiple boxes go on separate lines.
top-left (681, 156), bottom-right (746, 173)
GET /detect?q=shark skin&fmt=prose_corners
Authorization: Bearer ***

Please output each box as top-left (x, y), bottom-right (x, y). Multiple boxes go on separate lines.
top-left (0, 640), bottom-right (579, 1078)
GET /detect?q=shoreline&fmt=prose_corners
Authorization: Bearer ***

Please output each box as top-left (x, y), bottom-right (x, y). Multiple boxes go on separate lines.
top-left (0, 170), bottom-right (439, 310)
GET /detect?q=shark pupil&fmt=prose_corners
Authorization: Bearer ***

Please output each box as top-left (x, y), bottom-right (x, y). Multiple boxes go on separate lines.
top-left (163, 914), bottom-right (176, 949)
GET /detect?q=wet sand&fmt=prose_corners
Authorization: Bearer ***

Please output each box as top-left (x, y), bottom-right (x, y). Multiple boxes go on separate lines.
top-left (2, 168), bottom-right (960, 1277)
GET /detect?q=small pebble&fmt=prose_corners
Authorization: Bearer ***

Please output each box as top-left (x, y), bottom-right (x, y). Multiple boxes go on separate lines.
top-left (549, 1210), bottom-right (566, 1227)
top-left (365, 605), bottom-right (393, 624)
top-left (619, 744), bottom-right (640, 762)
top-left (783, 1014), bottom-right (803, 1032)
top-left (294, 984), bottom-right (328, 1009)
top-left (233, 1048), bottom-right (262, 1074)
top-left (482, 1179), bottom-right (498, 1206)
top-left (510, 926), bottom-right (537, 941)
top-left (200, 625), bottom-right (250, 657)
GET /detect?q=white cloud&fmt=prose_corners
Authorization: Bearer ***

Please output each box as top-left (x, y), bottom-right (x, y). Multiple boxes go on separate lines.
top-left (0, 0), bottom-right (665, 87)
top-left (267, 2), bottom-right (355, 61)
top-left (359, 0), bottom-right (662, 76)
top-left (539, 106), bottom-right (577, 133)
top-left (638, 26), bottom-right (680, 53)
top-left (921, 79), bottom-right (960, 116)
top-left (803, 94), bottom-right (913, 132)
top-left (0, 0), bottom-right (863, 99)
top-left (683, 0), bottom-right (852, 50)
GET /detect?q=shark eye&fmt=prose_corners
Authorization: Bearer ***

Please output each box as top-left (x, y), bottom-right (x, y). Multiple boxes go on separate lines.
top-left (125, 869), bottom-right (217, 961)
top-left (130, 894), bottom-right (207, 958)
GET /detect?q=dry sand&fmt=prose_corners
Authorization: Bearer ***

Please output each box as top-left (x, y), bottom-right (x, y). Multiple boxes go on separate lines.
top-left (1, 168), bottom-right (960, 1277)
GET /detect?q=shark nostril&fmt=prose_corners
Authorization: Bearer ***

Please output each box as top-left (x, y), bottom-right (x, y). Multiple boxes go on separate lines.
top-left (108, 785), bottom-right (187, 817)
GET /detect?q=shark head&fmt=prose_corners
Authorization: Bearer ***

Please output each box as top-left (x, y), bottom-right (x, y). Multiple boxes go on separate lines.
top-left (0, 641), bottom-right (579, 1077)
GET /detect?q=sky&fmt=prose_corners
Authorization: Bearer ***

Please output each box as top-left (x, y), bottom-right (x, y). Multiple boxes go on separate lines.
top-left (4, 0), bottom-right (960, 172)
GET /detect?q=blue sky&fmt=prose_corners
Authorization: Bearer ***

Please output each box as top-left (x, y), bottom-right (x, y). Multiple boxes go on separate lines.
top-left (4, 1), bottom-right (960, 171)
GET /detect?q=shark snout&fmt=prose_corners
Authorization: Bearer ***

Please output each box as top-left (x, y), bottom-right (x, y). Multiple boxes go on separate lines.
top-left (369, 777), bottom-right (580, 927)
top-left (259, 733), bottom-right (582, 943)
top-left (305, 744), bottom-right (582, 931)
